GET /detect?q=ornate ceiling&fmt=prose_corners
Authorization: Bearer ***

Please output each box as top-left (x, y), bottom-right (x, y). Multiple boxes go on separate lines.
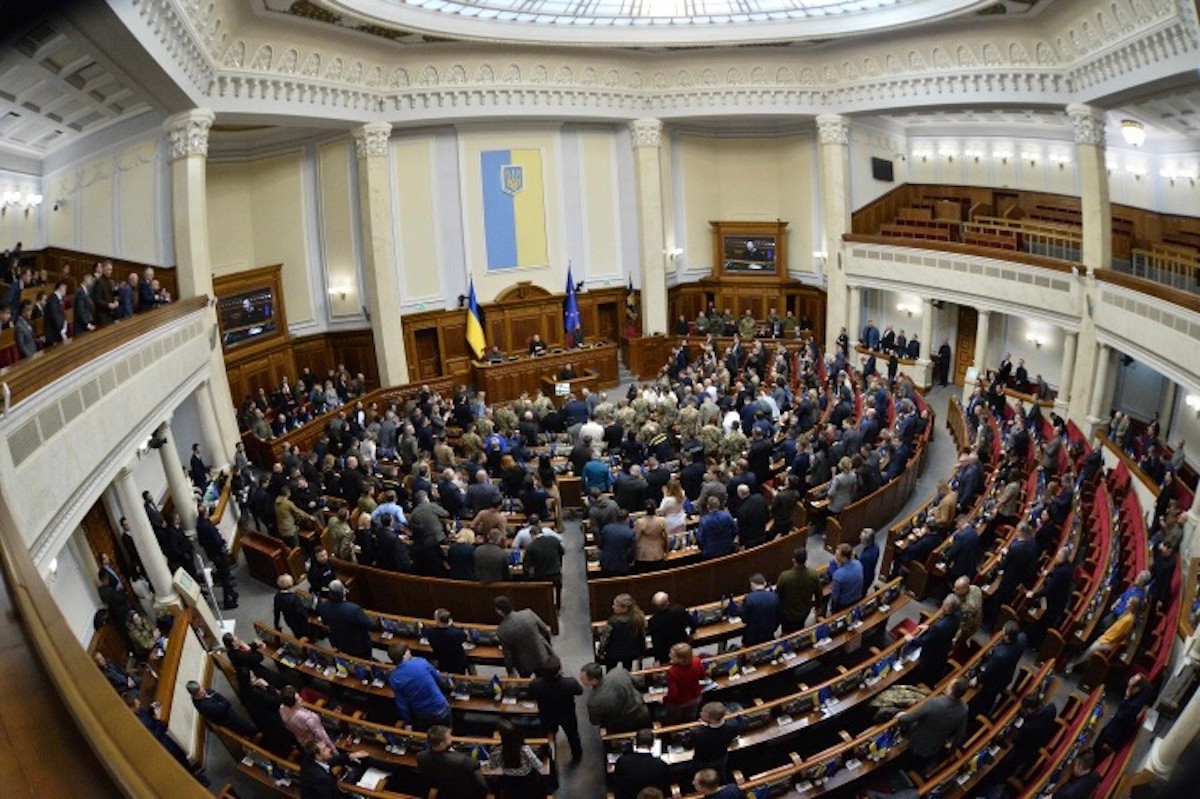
top-left (259, 0), bottom-right (1033, 47)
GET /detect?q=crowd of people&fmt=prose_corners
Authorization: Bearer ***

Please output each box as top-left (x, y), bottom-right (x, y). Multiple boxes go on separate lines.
top-left (238, 367), bottom-right (370, 440)
top-left (1, 249), bottom-right (171, 361)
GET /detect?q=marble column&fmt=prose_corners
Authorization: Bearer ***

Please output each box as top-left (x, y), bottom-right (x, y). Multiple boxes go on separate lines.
top-left (972, 309), bottom-right (991, 375)
top-left (1066, 104), bottom-right (1112, 274)
top-left (158, 421), bottom-right (197, 533)
top-left (817, 114), bottom-right (852, 355)
top-left (1147, 672), bottom-right (1200, 776)
top-left (1158, 379), bottom-right (1178, 439)
top-left (114, 466), bottom-right (180, 607)
top-left (630, 118), bottom-right (669, 337)
top-left (352, 122), bottom-right (409, 386)
top-left (919, 299), bottom-right (935, 364)
top-left (162, 109), bottom-right (243, 455)
top-left (847, 286), bottom-right (863, 353)
top-left (1057, 331), bottom-right (1077, 415)
top-left (1089, 344), bottom-right (1113, 421)
top-left (195, 380), bottom-right (228, 470)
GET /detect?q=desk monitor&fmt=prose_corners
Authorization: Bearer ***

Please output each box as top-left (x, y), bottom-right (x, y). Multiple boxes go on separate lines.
top-left (555, 382), bottom-right (569, 396)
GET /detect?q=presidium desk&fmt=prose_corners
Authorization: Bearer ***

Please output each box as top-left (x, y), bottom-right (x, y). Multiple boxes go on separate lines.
top-left (471, 341), bottom-right (620, 404)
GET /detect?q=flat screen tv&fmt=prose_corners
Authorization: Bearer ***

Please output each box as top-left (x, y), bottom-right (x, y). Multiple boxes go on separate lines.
top-left (871, 157), bottom-right (895, 183)
top-left (218, 287), bottom-right (278, 348)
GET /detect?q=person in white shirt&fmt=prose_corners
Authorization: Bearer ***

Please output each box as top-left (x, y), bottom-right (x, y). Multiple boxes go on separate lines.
top-left (580, 417), bottom-right (605, 454)
top-left (722, 409), bottom-right (741, 435)
top-left (512, 515), bottom-right (561, 550)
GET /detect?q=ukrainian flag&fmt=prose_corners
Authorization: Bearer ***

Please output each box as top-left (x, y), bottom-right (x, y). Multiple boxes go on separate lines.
top-left (481, 148), bottom-right (548, 271)
top-left (466, 278), bottom-right (486, 359)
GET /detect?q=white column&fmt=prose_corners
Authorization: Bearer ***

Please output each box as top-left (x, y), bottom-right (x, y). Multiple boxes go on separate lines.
top-left (817, 114), bottom-right (852, 354)
top-left (919, 299), bottom-right (935, 363)
top-left (1066, 104), bottom-right (1111, 274)
top-left (114, 466), bottom-right (180, 607)
top-left (352, 122), bottom-right (409, 386)
top-left (1089, 344), bottom-right (1113, 421)
top-left (972, 309), bottom-right (991, 375)
top-left (163, 109), bottom-right (242, 452)
top-left (195, 380), bottom-right (228, 470)
top-left (630, 118), bottom-right (669, 337)
top-left (1159, 379), bottom-right (1178, 439)
top-left (1146, 676), bottom-right (1200, 776)
top-left (847, 286), bottom-right (863, 352)
top-left (159, 421), bottom-right (197, 533)
top-left (1057, 331), bottom-right (1077, 414)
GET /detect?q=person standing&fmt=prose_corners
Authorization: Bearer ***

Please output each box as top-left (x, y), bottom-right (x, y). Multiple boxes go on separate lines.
top-left (647, 591), bottom-right (694, 664)
top-left (740, 573), bottom-right (781, 646)
top-left (496, 596), bottom-right (558, 677)
top-left (317, 581), bottom-right (378, 659)
top-left (612, 728), bottom-right (671, 799)
top-left (776, 548), bottom-right (823, 632)
top-left (529, 662), bottom-right (584, 764)
top-left (387, 642), bottom-right (452, 731)
top-left (416, 726), bottom-right (488, 799)
top-left (491, 719), bottom-right (548, 799)
top-left (580, 662), bottom-right (650, 733)
top-left (896, 678), bottom-right (970, 775)
top-left (598, 593), bottom-right (647, 672)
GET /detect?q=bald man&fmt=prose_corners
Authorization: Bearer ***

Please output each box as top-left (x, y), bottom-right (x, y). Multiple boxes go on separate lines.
top-left (647, 591), bottom-right (694, 664)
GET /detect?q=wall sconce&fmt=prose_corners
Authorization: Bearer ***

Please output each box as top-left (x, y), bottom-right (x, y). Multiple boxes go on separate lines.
top-left (992, 150), bottom-right (1011, 164)
top-left (1186, 394), bottom-right (1200, 417)
top-left (327, 286), bottom-right (350, 301)
top-left (896, 302), bottom-right (917, 318)
top-left (53, 197), bottom-right (66, 211)
top-left (1, 189), bottom-right (42, 215)
top-left (46, 557), bottom-right (58, 582)
top-left (1025, 332), bottom-right (1047, 348)
top-left (1022, 151), bottom-right (1039, 167)
top-left (663, 247), bottom-right (684, 263)
top-left (914, 149), bottom-right (932, 163)
top-left (1049, 154), bottom-right (1071, 169)
top-left (1126, 165), bottom-right (1147, 180)
top-left (964, 148), bottom-right (985, 163)
top-left (938, 145), bottom-right (957, 163)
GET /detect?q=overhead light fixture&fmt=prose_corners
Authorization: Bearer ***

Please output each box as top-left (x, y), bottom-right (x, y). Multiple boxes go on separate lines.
top-left (1120, 119), bottom-right (1145, 147)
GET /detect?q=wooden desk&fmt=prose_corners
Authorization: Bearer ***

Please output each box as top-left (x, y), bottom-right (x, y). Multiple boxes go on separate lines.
top-left (472, 342), bottom-right (618, 403)
top-left (541, 371), bottom-right (599, 406)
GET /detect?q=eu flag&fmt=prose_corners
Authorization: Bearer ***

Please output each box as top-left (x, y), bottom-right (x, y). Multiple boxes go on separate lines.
top-left (465, 278), bottom-right (486, 359)
top-left (564, 266), bottom-right (582, 339)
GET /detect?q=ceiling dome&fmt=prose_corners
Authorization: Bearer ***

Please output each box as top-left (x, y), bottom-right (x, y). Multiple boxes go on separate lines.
top-left (316, 0), bottom-right (996, 47)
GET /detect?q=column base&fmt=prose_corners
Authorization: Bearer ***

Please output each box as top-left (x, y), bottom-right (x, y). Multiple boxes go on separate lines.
top-left (153, 592), bottom-right (183, 611)
top-left (1145, 738), bottom-right (1176, 780)
top-left (1082, 415), bottom-right (1110, 439)
top-left (913, 359), bottom-right (933, 391)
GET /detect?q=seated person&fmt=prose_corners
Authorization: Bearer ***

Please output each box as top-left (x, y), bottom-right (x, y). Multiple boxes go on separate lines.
top-left (558, 362), bottom-right (577, 380)
top-left (529, 334), bottom-right (547, 356)
top-left (487, 345), bottom-right (505, 363)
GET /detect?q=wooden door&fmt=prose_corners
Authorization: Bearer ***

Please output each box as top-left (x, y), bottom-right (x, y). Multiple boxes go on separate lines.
top-left (993, 191), bottom-right (1020, 218)
top-left (954, 305), bottom-right (977, 385)
top-left (80, 499), bottom-right (124, 580)
top-left (414, 328), bottom-right (442, 379)
top-left (595, 301), bottom-right (619, 343)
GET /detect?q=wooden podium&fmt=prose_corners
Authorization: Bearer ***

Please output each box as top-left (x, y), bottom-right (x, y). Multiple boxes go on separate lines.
top-left (541, 371), bottom-right (600, 406)
top-left (471, 342), bottom-right (618, 403)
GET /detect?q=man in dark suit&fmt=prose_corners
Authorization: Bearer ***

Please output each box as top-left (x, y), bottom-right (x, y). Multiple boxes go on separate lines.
top-left (612, 729), bottom-right (671, 799)
top-left (317, 580), bottom-right (379, 659)
top-left (189, 443), bottom-right (209, 490)
top-left (857, 529), bottom-right (880, 587)
top-left (186, 681), bottom-right (258, 738)
top-left (273, 574), bottom-right (312, 640)
top-left (73, 274), bottom-right (96, 332)
top-left (417, 726), bottom-right (489, 799)
top-left (990, 523), bottom-right (1038, 622)
top-left (1053, 752), bottom-right (1101, 799)
top-left (735, 484), bottom-right (769, 548)
top-left (43, 280), bottom-right (68, 345)
top-left (937, 341), bottom-right (952, 385)
top-left (300, 740), bottom-right (370, 799)
top-left (529, 662), bottom-right (584, 763)
top-left (943, 517), bottom-right (981, 582)
top-left (1091, 675), bottom-right (1151, 758)
top-left (196, 505), bottom-right (237, 609)
top-left (906, 334), bottom-right (920, 359)
top-left (898, 679), bottom-right (970, 774)
top-left (614, 465), bottom-right (649, 514)
top-left (740, 573), bottom-right (781, 645)
top-left (971, 621), bottom-right (1027, 716)
top-left (1027, 546), bottom-right (1075, 647)
top-left (909, 593), bottom-right (961, 689)
top-left (648, 591), bottom-right (694, 664)
top-left (986, 695), bottom-right (1059, 788)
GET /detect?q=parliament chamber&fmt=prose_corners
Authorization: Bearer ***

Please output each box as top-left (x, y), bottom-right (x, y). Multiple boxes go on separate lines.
top-left (2, 0), bottom-right (1200, 798)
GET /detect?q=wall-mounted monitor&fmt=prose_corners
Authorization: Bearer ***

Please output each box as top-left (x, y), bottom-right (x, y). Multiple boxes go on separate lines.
top-left (871, 157), bottom-right (895, 183)
top-left (213, 264), bottom-right (288, 352)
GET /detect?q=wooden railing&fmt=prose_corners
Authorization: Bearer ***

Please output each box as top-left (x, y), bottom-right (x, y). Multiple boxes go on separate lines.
top-left (965, 216), bottom-right (1084, 261)
top-left (0, 296), bottom-right (207, 409)
top-left (1129, 246), bottom-right (1200, 294)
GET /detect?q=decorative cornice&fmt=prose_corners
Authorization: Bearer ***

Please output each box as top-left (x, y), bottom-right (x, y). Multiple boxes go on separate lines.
top-left (1066, 102), bottom-right (1106, 146)
top-left (629, 118), bottom-right (663, 148)
top-left (816, 113), bottom-right (850, 145)
top-left (352, 121), bottom-right (392, 158)
top-left (162, 108), bottom-right (215, 160)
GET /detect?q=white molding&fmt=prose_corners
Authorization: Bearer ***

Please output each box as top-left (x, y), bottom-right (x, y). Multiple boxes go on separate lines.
top-left (432, 128), bottom-right (466, 311)
top-left (300, 142), bottom-right (332, 326)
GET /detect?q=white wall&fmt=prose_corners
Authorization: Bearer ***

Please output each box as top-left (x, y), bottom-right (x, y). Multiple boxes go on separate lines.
top-left (849, 121), bottom-right (908, 211)
top-left (996, 314), bottom-right (1064, 388)
top-left (0, 168), bottom-right (44, 250)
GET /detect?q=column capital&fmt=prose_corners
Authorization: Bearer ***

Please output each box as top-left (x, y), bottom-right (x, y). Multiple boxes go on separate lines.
top-left (816, 114), bottom-right (850, 146)
top-left (1066, 103), bottom-right (1106, 146)
top-left (978, 308), bottom-right (991, 319)
top-left (352, 122), bottom-right (393, 159)
top-left (162, 109), bottom-right (215, 161)
top-left (629, 118), bottom-right (663, 149)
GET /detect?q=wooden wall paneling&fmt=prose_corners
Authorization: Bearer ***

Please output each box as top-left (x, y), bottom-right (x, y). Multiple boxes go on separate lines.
top-left (292, 337), bottom-right (330, 381)
top-left (327, 330), bottom-right (380, 389)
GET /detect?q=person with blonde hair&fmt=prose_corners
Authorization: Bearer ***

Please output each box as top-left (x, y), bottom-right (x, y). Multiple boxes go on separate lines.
top-left (599, 593), bottom-right (647, 671)
top-left (663, 642), bottom-right (704, 723)
top-left (658, 476), bottom-right (688, 535)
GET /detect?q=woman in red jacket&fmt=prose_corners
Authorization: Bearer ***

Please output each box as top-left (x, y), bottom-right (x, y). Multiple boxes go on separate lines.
top-left (663, 642), bottom-right (705, 724)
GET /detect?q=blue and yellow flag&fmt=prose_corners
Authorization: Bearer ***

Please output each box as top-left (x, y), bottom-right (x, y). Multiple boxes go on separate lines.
top-left (466, 278), bottom-right (486, 359)
top-left (481, 148), bottom-right (548, 271)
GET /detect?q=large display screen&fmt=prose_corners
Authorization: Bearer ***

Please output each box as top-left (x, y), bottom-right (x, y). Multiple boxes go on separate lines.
top-left (218, 287), bottom-right (277, 348)
top-left (722, 235), bottom-right (777, 273)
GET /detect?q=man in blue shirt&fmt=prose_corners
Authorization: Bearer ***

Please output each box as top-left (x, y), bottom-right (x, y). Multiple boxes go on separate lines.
top-left (740, 573), bottom-right (781, 645)
top-left (597, 513), bottom-right (636, 576)
top-left (582, 456), bottom-right (614, 493)
top-left (1103, 570), bottom-right (1150, 629)
top-left (370, 490), bottom-right (408, 527)
top-left (828, 543), bottom-right (865, 613)
top-left (696, 497), bottom-right (738, 559)
top-left (387, 642), bottom-right (451, 731)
